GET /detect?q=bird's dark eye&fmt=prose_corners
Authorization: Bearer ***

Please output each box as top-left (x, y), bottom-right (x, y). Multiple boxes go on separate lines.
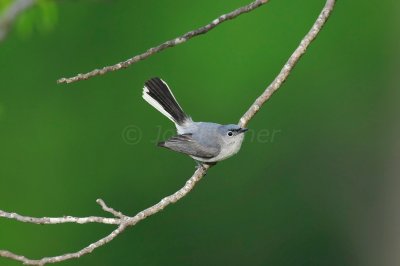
top-left (227, 131), bottom-right (233, 136)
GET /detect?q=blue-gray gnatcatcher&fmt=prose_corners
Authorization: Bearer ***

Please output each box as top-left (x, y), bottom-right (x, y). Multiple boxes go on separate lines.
top-left (142, 77), bottom-right (248, 164)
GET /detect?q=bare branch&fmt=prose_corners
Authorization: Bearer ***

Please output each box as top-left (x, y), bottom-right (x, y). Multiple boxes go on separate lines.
top-left (0, 0), bottom-right (336, 265)
top-left (239, 0), bottom-right (336, 127)
top-left (0, 165), bottom-right (209, 265)
top-left (0, 224), bottom-right (128, 266)
top-left (123, 165), bottom-right (209, 228)
top-left (0, 0), bottom-right (37, 42)
top-left (56, 0), bottom-right (269, 84)
top-left (0, 209), bottom-right (120, 225)
top-left (96, 198), bottom-right (128, 219)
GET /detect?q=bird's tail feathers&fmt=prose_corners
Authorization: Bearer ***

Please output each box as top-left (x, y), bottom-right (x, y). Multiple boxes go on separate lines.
top-left (142, 77), bottom-right (190, 126)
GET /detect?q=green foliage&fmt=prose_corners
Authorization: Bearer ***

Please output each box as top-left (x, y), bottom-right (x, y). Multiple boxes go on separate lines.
top-left (37, 0), bottom-right (57, 32)
top-left (0, 0), bottom-right (58, 38)
top-left (0, 0), bottom-right (12, 10)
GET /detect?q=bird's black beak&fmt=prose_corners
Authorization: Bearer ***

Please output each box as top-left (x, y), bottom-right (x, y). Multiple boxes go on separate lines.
top-left (238, 128), bottom-right (248, 133)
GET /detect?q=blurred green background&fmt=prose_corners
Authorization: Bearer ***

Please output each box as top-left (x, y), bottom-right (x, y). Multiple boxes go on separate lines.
top-left (1, 0), bottom-right (399, 265)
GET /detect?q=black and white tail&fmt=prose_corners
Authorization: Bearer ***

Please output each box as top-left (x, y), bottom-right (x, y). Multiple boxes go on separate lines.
top-left (142, 77), bottom-right (190, 126)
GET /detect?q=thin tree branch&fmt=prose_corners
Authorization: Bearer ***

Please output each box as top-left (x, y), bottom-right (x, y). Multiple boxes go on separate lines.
top-left (0, 209), bottom-right (121, 225)
top-left (0, 166), bottom-right (209, 265)
top-left (239, 0), bottom-right (336, 127)
top-left (0, 0), bottom-right (37, 42)
top-left (0, 0), bottom-right (336, 265)
top-left (56, 0), bottom-right (269, 84)
top-left (0, 223), bottom-right (129, 266)
top-left (96, 198), bottom-right (128, 219)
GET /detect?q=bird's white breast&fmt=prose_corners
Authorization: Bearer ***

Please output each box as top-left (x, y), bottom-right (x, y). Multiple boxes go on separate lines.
top-left (192, 133), bottom-right (245, 163)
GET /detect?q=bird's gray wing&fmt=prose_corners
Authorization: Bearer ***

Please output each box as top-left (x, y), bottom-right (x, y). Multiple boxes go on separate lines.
top-left (158, 134), bottom-right (220, 159)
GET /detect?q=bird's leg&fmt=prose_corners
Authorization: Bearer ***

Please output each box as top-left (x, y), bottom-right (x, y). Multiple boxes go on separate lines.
top-left (194, 160), bottom-right (204, 170)
top-left (194, 161), bottom-right (217, 172)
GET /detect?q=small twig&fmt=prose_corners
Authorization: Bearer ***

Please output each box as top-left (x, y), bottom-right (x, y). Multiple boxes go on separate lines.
top-left (0, 0), bottom-right (37, 42)
top-left (0, 0), bottom-right (336, 265)
top-left (57, 0), bottom-right (269, 84)
top-left (96, 198), bottom-right (127, 219)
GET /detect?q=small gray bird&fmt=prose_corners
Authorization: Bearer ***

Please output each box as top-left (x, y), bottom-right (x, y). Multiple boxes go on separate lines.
top-left (142, 77), bottom-right (248, 165)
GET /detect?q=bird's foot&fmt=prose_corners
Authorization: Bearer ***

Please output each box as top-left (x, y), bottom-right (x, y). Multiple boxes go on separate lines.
top-left (194, 161), bottom-right (217, 172)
